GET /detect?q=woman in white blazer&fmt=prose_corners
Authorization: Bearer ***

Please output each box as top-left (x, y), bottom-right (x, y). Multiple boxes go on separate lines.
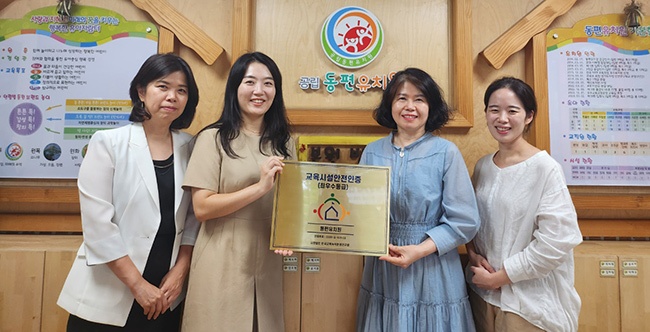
top-left (57, 53), bottom-right (200, 331)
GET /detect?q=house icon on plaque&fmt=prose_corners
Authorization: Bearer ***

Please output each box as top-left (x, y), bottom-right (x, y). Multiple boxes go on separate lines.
top-left (313, 193), bottom-right (350, 222)
top-left (324, 202), bottom-right (340, 221)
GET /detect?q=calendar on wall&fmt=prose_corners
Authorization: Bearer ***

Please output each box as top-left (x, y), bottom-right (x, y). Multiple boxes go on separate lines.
top-left (547, 14), bottom-right (650, 186)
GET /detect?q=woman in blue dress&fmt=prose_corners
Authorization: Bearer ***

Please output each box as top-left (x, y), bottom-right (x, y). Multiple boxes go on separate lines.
top-left (356, 68), bottom-right (480, 332)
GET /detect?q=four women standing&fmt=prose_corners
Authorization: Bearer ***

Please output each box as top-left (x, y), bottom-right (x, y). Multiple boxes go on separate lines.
top-left (59, 49), bottom-right (582, 332)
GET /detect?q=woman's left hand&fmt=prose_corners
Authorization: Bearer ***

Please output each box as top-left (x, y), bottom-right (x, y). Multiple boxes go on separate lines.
top-left (470, 266), bottom-right (511, 290)
top-left (258, 156), bottom-right (285, 193)
top-left (379, 244), bottom-right (421, 269)
top-left (159, 265), bottom-right (187, 311)
top-left (379, 238), bottom-right (437, 269)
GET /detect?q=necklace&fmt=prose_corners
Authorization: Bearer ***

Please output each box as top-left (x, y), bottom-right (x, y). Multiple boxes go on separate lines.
top-left (393, 136), bottom-right (415, 148)
top-left (154, 160), bottom-right (174, 168)
top-left (241, 126), bottom-right (262, 136)
top-left (153, 156), bottom-right (174, 169)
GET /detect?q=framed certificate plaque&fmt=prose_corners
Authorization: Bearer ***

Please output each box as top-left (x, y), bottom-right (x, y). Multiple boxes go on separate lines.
top-left (270, 160), bottom-right (390, 256)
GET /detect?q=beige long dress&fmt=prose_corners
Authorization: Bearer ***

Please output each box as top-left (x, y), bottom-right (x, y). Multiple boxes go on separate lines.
top-left (181, 128), bottom-right (294, 332)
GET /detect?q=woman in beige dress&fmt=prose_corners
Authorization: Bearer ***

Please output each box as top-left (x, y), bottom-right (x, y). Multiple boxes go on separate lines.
top-left (181, 52), bottom-right (294, 332)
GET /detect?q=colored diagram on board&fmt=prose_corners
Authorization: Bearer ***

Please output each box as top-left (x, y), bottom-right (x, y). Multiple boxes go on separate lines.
top-left (0, 5), bottom-right (157, 178)
top-left (547, 14), bottom-right (650, 186)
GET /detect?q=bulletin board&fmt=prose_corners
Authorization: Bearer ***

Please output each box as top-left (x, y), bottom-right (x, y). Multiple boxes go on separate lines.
top-left (547, 14), bottom-right (650, 186)
top-left (0, 5), bottom-right (157, 179)
top-left (525, 12), bottom-right (650, 237)
top-left (0, 2), bottom-right (158, 232)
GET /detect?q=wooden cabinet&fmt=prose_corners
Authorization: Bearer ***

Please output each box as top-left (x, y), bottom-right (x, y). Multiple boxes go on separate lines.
top-left (0, 249), bottom-right (44, 332)
top-left (5, 237), bottom-right (650, 331)
top-left (0, 235), bottom-right (80, 332)
top-left (0, 235), bottom-right (364, 332)
top-left (618, 251), bottom-right (650, 332)
top-left (283, 253), bottom-right (363, 332)
top-left (574, 241), bottom-right (650, 332)
top-left (574, 242), bottom-right (621, 331)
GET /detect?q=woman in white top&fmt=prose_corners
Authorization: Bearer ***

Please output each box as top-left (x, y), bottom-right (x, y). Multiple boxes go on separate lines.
top-left (465, 77), bottom-right (583, 332)
top-left (58, 53), bottom-right (200, 331)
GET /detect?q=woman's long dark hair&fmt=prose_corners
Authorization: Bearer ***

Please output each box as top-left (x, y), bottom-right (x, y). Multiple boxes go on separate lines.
top-left (200, 52), bottom-right (291, 158)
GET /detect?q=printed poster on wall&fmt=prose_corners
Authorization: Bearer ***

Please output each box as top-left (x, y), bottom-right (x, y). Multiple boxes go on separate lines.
top-left (547, 14), bottom-right (650, 186)
top-left (0, 5), bottom-right (157, 178)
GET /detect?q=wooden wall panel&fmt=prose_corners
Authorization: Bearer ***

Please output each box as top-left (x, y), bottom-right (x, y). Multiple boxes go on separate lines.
top-left (574, 242), bottom-right (650, 331)
top-left (283, 253), bottom-right (302, 332)
top-left (41, 250), bottom-right (78, 331)
top-left (0, 236), bottom-right (80, 332)
top-left (574, 242), bottom-right (621, 332)
top-left (0, 183), bottom-right (78, 214)
top-left (525, 32), bottom-right (550, 151)
top-left (300, 253), bottom-right (363, 332)
top-left (0, 251), bottom-right (45, 332)
top-left (619, 253), bottom-right (650, 331)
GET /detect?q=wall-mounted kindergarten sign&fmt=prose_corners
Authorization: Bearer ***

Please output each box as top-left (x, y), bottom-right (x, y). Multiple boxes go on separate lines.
top-left (321, 6), bottom-right (383, 69)
top-left (299, 71), bottom-right (396, 94)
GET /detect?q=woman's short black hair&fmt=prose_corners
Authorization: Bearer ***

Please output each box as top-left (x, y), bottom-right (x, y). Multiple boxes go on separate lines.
top-left (128, 53), bottom-right (199, 129)
top-left (373, 68), bottom-right (451, 132)
top-left (483, 77), bottom-right (537, 129)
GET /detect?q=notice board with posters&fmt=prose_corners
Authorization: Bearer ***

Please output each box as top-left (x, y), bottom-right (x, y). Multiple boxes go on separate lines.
top-left (547, 14), bottom-right (650, 186)
top-left (0, 5), bottom-right (157, 179)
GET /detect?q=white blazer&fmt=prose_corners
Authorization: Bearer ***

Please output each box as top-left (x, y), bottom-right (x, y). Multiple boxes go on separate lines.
top-left (57, 123), bottom-right (199, 327)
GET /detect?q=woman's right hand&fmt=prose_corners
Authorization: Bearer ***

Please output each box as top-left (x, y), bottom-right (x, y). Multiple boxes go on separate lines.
top-left (258, 156), bottom-right (285, 193)
top-left (131, 278), bottom-right (170, 320)
top-left (468, 252), bottom-right (496, 273)
top-left (107, 256), bottom-right (169, 320)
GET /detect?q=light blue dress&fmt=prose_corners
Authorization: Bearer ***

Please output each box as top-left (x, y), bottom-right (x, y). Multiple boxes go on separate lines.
top-left (356, 132), bottom-right (480, 332)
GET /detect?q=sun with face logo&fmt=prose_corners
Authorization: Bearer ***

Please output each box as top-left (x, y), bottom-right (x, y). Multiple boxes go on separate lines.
top-left (321, 6), bottom-right (384, 69)
top-left (338, 20), bottom-right (374, 54)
